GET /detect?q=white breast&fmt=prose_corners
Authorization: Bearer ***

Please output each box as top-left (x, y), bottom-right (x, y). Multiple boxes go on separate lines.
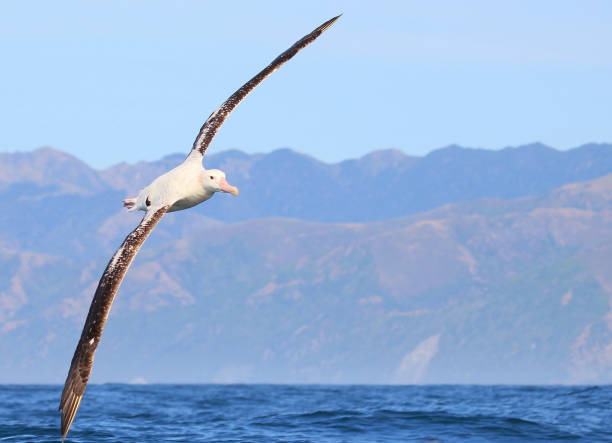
top-left (134, 157), bottom-right (211, 212)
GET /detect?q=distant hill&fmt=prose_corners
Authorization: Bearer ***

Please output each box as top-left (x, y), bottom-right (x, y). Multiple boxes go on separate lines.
top-left (1, 144), bottom-right (612, 384)
top-left (2, 142), bottom-right (611, 222)
top-left (0, 147), bottom-right (107, 195)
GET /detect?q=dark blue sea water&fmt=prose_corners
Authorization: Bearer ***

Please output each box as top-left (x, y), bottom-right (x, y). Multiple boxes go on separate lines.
top-left (1, 384), bottom-right (611, 442)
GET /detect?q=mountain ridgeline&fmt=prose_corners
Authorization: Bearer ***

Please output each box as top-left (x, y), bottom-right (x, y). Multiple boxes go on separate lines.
top-left (1, 143), bottom-right (612, 384)
top-left (2, 142), bottom-right (611, 222)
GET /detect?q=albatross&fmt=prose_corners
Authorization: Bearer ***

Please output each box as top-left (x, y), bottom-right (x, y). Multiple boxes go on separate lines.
top-left (59, 15), bottom-right (340, 441)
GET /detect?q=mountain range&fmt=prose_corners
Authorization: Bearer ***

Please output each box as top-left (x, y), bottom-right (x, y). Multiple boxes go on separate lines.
top-left (1, 143), bottom-right (612, 384)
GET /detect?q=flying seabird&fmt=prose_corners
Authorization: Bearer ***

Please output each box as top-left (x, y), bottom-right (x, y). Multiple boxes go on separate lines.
top-left (59, 15), bottom-right (340, 441)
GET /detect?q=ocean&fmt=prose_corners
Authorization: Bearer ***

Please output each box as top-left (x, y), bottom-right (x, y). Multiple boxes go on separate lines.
top-left (0, 384), bottom-right (610, 442)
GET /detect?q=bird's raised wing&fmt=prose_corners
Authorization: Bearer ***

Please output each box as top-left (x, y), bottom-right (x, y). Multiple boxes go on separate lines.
top-left (59, 205), bottom-right (169, 441)
top-left (191, 14), bottom-right (340, 157)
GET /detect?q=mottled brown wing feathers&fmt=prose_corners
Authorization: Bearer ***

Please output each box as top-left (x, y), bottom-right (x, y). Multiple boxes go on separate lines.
top-left (59, 205), bottom-right (169, 441)
top-left (192, 14), bottom-right (340, 156)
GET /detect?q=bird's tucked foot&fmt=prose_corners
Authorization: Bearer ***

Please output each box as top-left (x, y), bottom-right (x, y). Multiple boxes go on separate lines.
top-left (122, 198), bottom-right (137, 210)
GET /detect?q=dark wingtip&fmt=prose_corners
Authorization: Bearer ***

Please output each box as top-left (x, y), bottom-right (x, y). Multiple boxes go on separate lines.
top-left (318, 14), bottom-right (342, 33)
top-left (60, 392), bottom-right (82, 443)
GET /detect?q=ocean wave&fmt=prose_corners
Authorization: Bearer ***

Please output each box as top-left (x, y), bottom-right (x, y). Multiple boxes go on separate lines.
top-left (1, 384), bottom-right (611, 442)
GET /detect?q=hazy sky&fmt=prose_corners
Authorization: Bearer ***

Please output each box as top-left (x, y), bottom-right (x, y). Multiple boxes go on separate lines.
top-left (1, 1), bottom-right (611, 168)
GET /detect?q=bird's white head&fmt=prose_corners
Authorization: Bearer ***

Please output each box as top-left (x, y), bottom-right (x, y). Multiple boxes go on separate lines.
top-left (202, 169), bottom-right (239, 196)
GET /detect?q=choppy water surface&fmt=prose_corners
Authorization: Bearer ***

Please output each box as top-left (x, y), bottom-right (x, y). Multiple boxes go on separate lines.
top-left (1, 384), bottom-right (611, 442)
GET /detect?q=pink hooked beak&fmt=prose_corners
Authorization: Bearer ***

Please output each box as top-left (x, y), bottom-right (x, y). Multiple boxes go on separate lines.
top-left (218, 177), bottom-right (239, 196)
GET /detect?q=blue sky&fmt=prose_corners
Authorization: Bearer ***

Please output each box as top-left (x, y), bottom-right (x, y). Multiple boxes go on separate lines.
top-left (1, 1), bottom-right (611, 168)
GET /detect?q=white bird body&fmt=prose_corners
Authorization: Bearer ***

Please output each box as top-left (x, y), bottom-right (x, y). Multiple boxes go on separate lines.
top-left (130, 152), bottom-right (213, 213)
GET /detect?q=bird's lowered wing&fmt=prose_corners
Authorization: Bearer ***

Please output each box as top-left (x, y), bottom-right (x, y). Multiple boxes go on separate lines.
top-left (191, 14), bottom-right (340, 157)
top-left (59, 205), bottom-right (169, 441)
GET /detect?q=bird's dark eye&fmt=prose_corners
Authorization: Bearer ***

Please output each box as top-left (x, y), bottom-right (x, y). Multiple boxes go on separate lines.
top-left (145, 196), bottom-right (151, 207)
top-left (209, 176), bottom-right (214, 180)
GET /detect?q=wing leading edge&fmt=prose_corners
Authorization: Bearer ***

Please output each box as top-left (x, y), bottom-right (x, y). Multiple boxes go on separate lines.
top-left (192, 14), bottom-right (340, 157)
top-left (59, 205), bottom-right (169, 441)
